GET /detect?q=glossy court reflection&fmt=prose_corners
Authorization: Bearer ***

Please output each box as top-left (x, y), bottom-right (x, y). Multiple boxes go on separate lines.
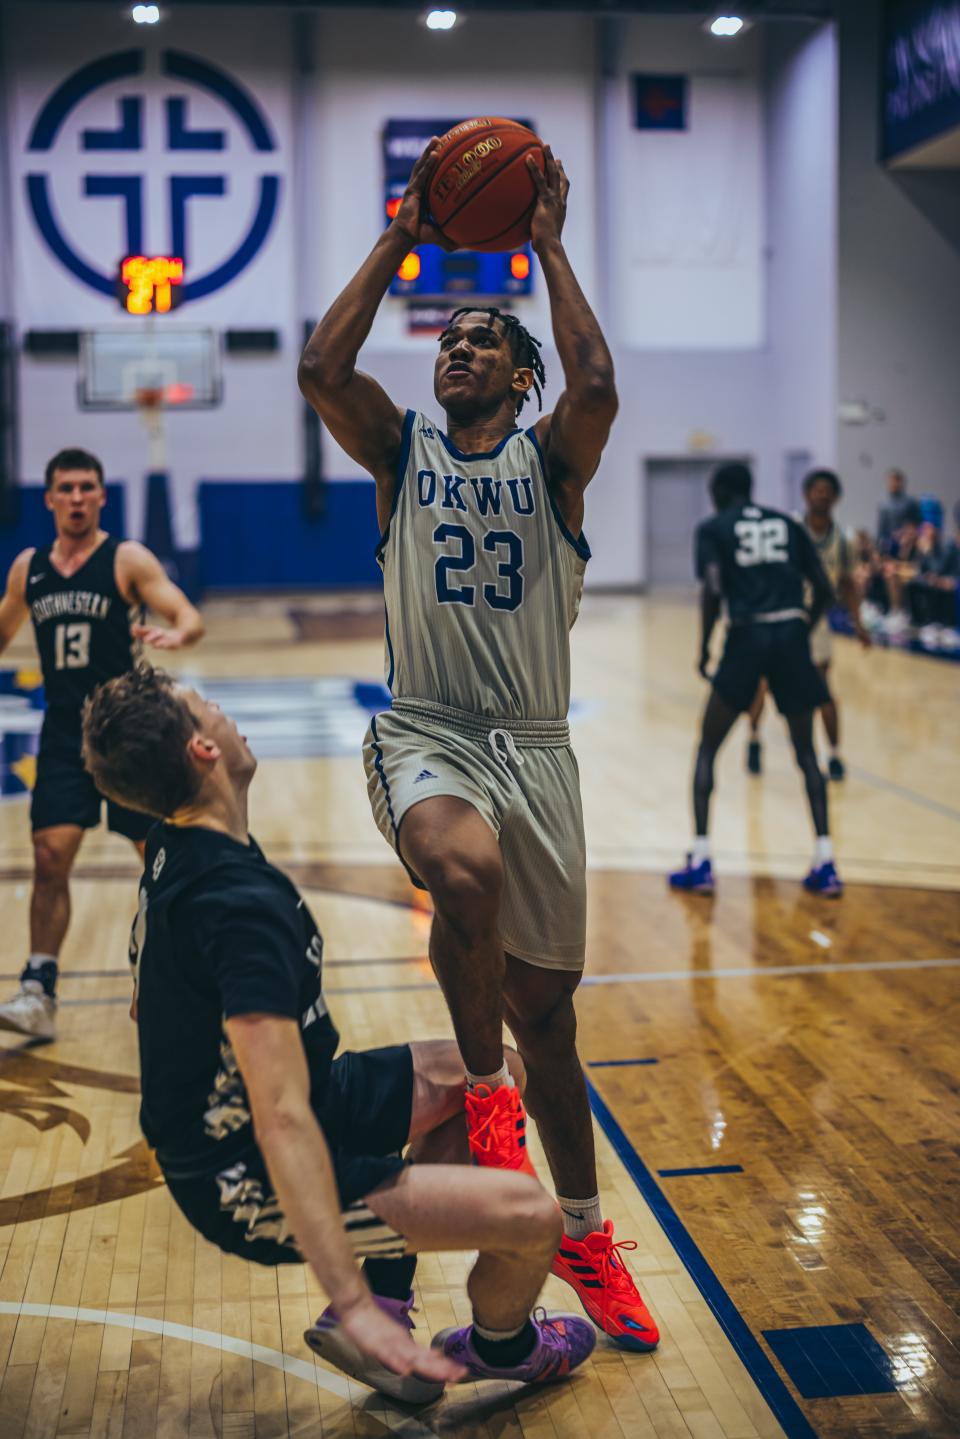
top-left (0, 592), bottom-right (957, 1437)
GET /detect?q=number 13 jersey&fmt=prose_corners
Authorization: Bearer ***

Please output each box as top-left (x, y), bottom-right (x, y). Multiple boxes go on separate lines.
top-left (378, 410), bottom-right (590, 720)
top-left (27, 537), bottom-right (141, 730)
top-left (695, 502), bottom-right (825, 625)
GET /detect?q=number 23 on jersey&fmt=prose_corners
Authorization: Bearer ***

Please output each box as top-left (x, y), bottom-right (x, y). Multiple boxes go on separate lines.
top-left (433, 523), bottom-right (525, 611)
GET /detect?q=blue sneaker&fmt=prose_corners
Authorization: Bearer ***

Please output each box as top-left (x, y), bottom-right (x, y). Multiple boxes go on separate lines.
top-left (431, 1309), bottom-right (595, 1385)
top-left (668, 855), bottom-right (714, 894)
top-left (803, 860), bottom-right (843, 897)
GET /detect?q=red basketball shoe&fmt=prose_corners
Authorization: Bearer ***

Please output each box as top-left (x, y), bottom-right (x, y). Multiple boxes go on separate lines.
top-left (551, 1220), bottom-right (659, 1351)
top-left (465, 1082), bottom-right (538, 1179)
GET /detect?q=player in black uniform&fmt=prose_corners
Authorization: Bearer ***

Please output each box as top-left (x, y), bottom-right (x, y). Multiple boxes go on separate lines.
top-left (79, 665), bottom-right (596, 1399)
top-left (669, 463), bottom-right (842, 896)
top-left (0, 448), bottom-right (203, 1042)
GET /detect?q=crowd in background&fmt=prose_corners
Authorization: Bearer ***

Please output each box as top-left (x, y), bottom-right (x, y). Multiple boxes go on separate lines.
top-left (851, 469), bottom-right (960, 651)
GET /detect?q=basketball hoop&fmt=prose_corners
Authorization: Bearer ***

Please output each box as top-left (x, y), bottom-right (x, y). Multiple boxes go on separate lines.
top-left (135, 385), bottom-right (166, 471)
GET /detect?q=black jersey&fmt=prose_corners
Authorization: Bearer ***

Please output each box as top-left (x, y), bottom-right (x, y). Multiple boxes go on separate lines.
top-left (132, 823), bottom-right (338, 1180)
top-left (695, 502), bottom-right (828, 624)
top-left (27, 537), bottom-right (140, 727)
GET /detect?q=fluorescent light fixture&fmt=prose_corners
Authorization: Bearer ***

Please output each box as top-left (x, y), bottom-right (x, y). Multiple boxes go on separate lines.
top-left (709, 15), bottom-right (744, 36)
top-left (425, 9), bottom-right (458, 30)
top-left (131, 3), bottom-right (160, 21)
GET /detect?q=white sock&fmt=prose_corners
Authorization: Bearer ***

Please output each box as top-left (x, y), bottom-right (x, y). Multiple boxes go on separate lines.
top-left (814, 837), bottom-right (834, 864)
top-left (691, 837), bottom-right (711, 866)
top-left (472, 1318), bottom-right (527, 1343)
top-left (27, 953), bottom-right (57, 969)
top-left (557, 1193), bottom-right (603, 1240)
top-left (830, 745), bottom-right (841, 758)
top-left (466, 1062), bottom-right (514, 1091)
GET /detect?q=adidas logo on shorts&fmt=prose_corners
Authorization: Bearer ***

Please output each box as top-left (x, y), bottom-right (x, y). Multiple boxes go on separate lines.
top-left (413, 768), bottom-right (437, 783)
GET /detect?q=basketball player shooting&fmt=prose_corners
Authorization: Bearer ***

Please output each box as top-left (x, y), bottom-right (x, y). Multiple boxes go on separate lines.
top-left (299, 137), bottom-right (659, 1353)
top-left (0, 448), bottom-right (203, 1043)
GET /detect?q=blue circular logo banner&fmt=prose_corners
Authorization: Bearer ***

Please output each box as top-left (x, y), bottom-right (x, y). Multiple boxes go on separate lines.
top-left (26, 48), bottom-right (280, 303)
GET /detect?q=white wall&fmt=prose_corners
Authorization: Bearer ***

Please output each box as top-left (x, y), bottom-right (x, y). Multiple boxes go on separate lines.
top-left (836, 0), bottom-right (960, 528)
top-left (606, 15), bottom-right (766, 350)
top-left (764, 20), bottom-right (839, 489)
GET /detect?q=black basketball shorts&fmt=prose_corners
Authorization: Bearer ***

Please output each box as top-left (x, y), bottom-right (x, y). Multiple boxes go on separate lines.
top-left (30, 720), bottom-right (153, 841)
top-left (713, 619), bottom-right (831, 716)
top-left (163, 1045), bottom-right (414, 1267)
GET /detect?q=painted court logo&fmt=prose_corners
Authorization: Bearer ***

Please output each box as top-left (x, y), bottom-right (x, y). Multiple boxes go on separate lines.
top-left (25, 48), bottom-right (280, 302)
top-left (0, 1050), bottom-right (164, 1227)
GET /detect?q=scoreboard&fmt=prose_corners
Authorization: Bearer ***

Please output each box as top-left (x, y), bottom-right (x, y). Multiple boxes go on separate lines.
top-left (117, 255), bottom-right (184, 314)
top-left (384, 119), bottom-right (534, 301)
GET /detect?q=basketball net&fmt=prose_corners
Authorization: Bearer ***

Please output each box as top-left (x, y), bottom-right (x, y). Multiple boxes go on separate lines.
top-left (134, 386), bottom-right (166, 472)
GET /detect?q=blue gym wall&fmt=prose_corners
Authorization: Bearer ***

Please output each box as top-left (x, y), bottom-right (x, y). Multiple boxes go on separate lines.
top-left (197, 479), bottom-right (381, 590)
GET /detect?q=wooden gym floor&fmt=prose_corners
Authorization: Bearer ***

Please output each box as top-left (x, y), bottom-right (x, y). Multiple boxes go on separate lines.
top-left (0, 593), bottom-right (957, 1438)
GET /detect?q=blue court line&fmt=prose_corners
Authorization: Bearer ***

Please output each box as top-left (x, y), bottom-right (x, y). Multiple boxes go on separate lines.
top-left (588, 1058), bottom-right (659, 1067)
top-left (586, 1076), bottom-right (818, 1439)
top-left (658, 1163), bottom-right (744, 1177)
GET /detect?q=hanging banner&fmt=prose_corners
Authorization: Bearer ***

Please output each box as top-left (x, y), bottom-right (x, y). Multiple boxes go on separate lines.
top-left (882, 0), bottom-right (960, 160)
top-left (7, 1), bottom-right (293, 325)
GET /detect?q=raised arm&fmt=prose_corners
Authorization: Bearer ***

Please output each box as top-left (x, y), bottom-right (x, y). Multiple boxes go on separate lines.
top-left (529, 149), bottom-right (618, 537)
top-left (0, 551), bottom-right (34, 656)
top-left (117, 543), bottom-right (204, 651)
top-left (226, 1013), bottom-right (459, 1386)
top-left (298, 142), bottom-right (452, 518)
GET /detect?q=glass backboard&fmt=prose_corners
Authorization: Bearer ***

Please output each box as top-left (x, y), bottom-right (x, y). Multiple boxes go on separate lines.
top-left (78, 327), bottom-right (222, 410)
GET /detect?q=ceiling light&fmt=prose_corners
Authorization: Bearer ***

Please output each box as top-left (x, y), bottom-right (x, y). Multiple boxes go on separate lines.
top-left (131, 4), bottom-right (160, 22)
top-left (425, 10), bottom-right (458, 30)
top-left (709, 15), bottom-right (744, 37)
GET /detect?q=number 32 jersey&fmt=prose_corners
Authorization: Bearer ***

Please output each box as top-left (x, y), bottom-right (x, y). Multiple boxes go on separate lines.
top-left (378, 411), bottom-right (590, 720)
top-left (695, 502), bottom-right (827, 624)
top-left (27, 537), bottom-right (141, 731)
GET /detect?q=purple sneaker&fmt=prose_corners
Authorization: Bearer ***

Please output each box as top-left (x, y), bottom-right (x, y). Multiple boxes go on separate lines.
top-left (304, 1291), bottom-right (444, 1404)
top-left (668, 855), bottom-right (714, 894)
top-left (803, 860), bottom-right (843, 897)
top-left (431, 1309), bottom-right (596, 1384)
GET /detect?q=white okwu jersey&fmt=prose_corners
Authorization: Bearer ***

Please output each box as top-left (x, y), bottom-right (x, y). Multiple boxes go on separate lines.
top-left (378, 411), bottom-right (590, 720)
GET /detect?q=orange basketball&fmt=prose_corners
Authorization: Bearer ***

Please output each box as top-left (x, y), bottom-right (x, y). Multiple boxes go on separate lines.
top-left (427, 118), bottom-right (545, 252)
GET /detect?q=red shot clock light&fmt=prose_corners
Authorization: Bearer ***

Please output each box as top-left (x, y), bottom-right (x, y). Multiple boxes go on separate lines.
top-left (118, 255), bottom-right (185, 314)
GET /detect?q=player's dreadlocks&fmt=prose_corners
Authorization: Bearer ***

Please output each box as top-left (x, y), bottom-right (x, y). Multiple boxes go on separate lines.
top-left (445, 306), bottom-right (546, 412)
